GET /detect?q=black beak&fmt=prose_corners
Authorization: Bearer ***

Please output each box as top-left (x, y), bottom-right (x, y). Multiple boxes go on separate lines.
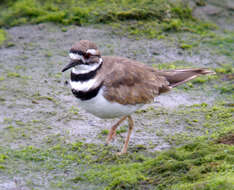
top-left (62, 60), bottom-right (81, 72)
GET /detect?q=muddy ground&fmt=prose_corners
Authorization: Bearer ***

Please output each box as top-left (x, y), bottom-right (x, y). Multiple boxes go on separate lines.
top-left (0, 11), bottom-right (233, 189)
top-left (0, 23), bottom-right (227, 149)
top-left (0, 21), bottom-right (231, 150)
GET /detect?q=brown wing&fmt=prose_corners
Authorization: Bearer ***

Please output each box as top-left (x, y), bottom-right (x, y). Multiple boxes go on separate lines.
top-left (102, 56), bottom-right (170, 105)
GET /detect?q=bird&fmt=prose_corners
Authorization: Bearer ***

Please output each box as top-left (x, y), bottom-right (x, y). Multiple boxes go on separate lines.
top-left (62, 40), bottom-right (215, 154)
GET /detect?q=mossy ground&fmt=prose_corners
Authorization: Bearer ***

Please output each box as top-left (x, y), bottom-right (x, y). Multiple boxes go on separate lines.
top-left (0, 129), bottom-right (233, 189)
top-left (0, 0), bottom-right (233, 189)
top-left (0, 0), bottom-right (218, 38)
top-left (0, 29), bottom-right (6, 46)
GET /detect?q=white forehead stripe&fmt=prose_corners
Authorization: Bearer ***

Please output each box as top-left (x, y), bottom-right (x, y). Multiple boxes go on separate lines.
top-left (69, 53), bottom-right (83, 60)
top-left (86, 49), bottom-right (97, 55)
top-left (69, 53), bottom-right (80, 59)
top-left (69, 53), bottom-right (85, 63)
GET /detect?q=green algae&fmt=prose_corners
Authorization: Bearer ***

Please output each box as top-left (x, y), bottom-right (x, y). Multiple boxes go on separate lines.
top-left (0, 133), bottom-right (233, 189)
top-left (0, 0), bottom-right (217, 38)
top-left (0, 29), bottom-right (6, 45)
top-left (203, 32), bottom-right (234, 59)
top-left (7, 72), bottom-right (21, 78)
top-left (100, 129), bottom-right (109, 135)
top-left (0, 103), bottom-right (233, 189)
top-left (0, 0), bottom-right (192, 25)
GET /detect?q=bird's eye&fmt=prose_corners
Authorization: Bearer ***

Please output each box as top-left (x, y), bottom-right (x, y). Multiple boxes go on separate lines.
top-left (84, 53), bottom-right (91, 59)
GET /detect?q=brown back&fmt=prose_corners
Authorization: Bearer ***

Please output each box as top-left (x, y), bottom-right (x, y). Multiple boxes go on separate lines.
top-left (100, 56), bottom-right (170, 105)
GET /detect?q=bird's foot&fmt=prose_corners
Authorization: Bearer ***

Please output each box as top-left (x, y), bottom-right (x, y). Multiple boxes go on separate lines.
top-left (116, 150), bottom-right (127, 156)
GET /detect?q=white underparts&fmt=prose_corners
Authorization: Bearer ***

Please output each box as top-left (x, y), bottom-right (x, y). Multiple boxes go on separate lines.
top-left (77, 88), bottom-right (144, 119)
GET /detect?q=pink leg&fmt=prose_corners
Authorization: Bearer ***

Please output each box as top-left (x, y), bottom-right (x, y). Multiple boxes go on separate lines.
top-left (106, 116), bottom-right (127, 144)
top-left (118, 116), bottom-right (134, 155)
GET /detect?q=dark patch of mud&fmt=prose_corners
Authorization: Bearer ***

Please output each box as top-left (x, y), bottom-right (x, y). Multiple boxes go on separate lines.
top-left (217, 133), bottom-right (234, 145)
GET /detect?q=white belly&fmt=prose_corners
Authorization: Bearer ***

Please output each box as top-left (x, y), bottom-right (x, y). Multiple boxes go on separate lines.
top-left (76, 88), bottom-right (143, 119)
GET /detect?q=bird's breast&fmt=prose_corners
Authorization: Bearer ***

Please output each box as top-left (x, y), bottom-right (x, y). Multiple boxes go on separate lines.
top-left (75, 87), bottom-right (143, 119)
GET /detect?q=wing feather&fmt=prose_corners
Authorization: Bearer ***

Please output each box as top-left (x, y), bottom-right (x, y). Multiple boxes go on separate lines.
top-left (102, 56), bottom-right (169, 105)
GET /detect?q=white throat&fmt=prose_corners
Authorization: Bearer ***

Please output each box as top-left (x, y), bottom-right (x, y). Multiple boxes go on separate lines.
top-left (71, 58), bottom-right (103, 74)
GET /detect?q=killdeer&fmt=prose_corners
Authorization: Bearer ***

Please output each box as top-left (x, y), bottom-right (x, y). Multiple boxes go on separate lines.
top-left (62, 40), bottom-right (215, 154)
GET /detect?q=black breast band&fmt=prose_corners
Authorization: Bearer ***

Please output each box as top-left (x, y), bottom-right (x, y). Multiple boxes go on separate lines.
top-left (71, 82), bottom-right (103, 101)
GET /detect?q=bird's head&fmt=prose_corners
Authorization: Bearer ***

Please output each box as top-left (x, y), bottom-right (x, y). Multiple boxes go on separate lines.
top-left (62, 40), bottom-right (102, 73)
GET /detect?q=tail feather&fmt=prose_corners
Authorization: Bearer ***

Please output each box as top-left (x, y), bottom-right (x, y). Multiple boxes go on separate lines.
top-left (156, 68), bottom-right (215, 88)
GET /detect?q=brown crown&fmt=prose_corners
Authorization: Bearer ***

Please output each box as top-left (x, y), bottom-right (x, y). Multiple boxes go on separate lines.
top-left (70, 40), bottom-right (99, 54)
